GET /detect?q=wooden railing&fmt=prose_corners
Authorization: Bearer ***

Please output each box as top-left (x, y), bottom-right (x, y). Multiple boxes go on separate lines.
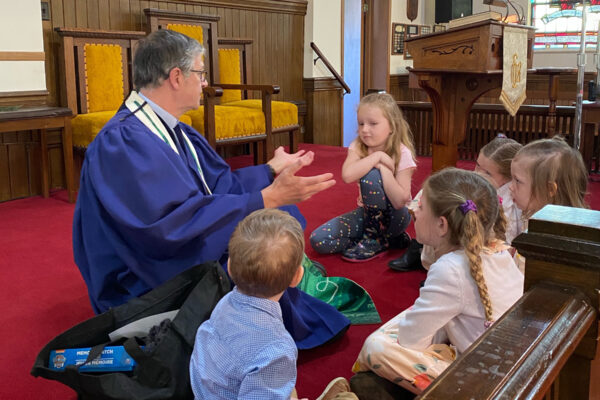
top-left (418, 205), bottom-right (600, 400)
top-left (397, 102), bottom-right (591, 166)
top-left (310, 42), bottom-right (351, 95)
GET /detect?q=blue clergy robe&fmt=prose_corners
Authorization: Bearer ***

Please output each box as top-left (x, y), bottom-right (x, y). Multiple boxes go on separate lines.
top-left (73, 103), bottom-right (350, 349)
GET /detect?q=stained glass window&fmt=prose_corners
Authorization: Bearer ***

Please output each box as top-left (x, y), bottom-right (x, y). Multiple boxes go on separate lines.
top-left (532, 0), bottom-right (600, 49)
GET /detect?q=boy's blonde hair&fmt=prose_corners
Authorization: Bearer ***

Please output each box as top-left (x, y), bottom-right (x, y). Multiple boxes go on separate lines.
top-left (423, 168), bottom-right (506, 322)
top-left (354, 93), bottom-right (416, 172)
top-left (228, 209), bottom-right (304, 298)
top-left (480, 136), bottom-right (522, 181)
top-left (514, 136), bottom-right (588, 217)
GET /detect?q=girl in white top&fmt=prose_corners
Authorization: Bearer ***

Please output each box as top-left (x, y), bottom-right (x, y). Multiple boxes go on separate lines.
top-left (475, 135), bottom-right (523, 245)
top-left (353, 168), bottom-right (523, 392)
top-left (510, 136), bottom-right (589, 272)
top-left (404, 135), bottom-right (523, 272)
top-left (310, 93), bottom-right (416, 262)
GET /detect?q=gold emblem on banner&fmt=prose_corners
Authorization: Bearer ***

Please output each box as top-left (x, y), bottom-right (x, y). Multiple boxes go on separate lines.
top-left (511, 53), bottom-right (522, 88)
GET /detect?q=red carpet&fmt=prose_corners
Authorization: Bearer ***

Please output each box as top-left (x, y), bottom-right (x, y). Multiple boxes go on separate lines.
top-left (1, 143), bottom-right (599, 399)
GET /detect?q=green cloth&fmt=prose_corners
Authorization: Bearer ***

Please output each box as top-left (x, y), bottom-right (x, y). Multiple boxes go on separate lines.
top-left (299, 255), bottom-right (381, 325)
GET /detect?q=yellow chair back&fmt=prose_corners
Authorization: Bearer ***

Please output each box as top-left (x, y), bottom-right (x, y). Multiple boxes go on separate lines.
top-left (166, 24), bottom-right (204, 45)
top-left (84, 44), bottom-right (124, 113)
top-left (218, 48), bottom-right (242, 103)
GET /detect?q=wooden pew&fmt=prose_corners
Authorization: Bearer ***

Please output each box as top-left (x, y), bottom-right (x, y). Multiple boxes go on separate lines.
top-left (417, 205), bottom-right (599, 400)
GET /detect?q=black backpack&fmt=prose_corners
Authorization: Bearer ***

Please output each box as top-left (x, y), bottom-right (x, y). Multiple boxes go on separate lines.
top-left (31, 261), bottom-right (231, 399)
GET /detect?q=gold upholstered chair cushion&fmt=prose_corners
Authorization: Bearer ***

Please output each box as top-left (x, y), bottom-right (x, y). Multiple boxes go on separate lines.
top-left (223, 99), bottom-right (298, 129)
top-left (72, 111), bottom-right (193, 148)
top-left (185, 105), bottom-right (267, 140)
top-left (72, 111), bottom-right (117, 148)
top-left (179, 113), bottom-right (192, 126)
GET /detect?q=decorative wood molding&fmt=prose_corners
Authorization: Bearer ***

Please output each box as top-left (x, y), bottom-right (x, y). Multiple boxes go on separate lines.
top-left (0, 52), bottom-right (46, 61)
top-left (151, 0), bottom-right (307, 15)
top-left (303, 77), bottom-right (343, 92)
top-left (0, 90), bottom-right (49, 107)
top-left (218, 38), bottom-right (254, 45)
top-left (0, 90), bottom-right (49, 98)
top-left (55, 27), bottom-right (146, 39)
top-left (144, 9), bottom-right (220, 23)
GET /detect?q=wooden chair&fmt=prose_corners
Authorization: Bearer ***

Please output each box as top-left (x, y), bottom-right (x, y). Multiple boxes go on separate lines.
top-left (55, 28), bottom-right (193, 151)
top-left (55, 28), bottom-right (146, 149)
top-left (144, 8), bottom-right (300, 164)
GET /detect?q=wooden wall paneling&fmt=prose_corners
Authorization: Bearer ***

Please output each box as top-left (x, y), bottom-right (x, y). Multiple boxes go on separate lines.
top-left (303, 78), bottom-right (343, 146)
top-left (63, 0), bottom-right (76, 27)
top-left (98, 0), bottom-right (110, 29)
top-left (292, 14), bottom-right (304, 100)
top-left (224, 8), bottom-right (233, 36)
top-left (233, 10), bottom-right (246, 37)
top-left (8, 143), bottom-right (29, 198)
top-left (87, 0), bottom-right (100, 29)
top-left (0, 144), bottom-right (10, 201)
top-left (109, 0), bottom-right (121, 29)
top-left (27, 140), bottom-right (40, 195)
top-left (120, 0), bottom-right (133, 30)
top-left (258, 12), bottom-right (266, 85)
top-left (49, 147), bottom-right (65, 189)
top-left (252, 11), bottom-right (260, 88)
top-left (130, 0), bottom-right (143, 30)
top-left (76, 0), bottom-right (88, 28)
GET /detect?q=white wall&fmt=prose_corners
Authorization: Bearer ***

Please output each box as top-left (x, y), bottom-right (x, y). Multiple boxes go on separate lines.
top-left (534, 49), bottom-right (599, 73)
top-left (390, 0), bottom-right (429, 74)
top-left (304, 0), bottom-right (342, 78)
top-left (0, 0), bottom-right (46, 92)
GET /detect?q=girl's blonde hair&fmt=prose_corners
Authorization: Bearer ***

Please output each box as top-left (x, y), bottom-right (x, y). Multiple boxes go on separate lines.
top-left (514, 136), bottom-right (588, 218)
top-left (423, 168), bottom-right (506, 322)
top-left (354, 93), bottom-right (416, 172)
top-left (480, 135), bottom-right (522, 181)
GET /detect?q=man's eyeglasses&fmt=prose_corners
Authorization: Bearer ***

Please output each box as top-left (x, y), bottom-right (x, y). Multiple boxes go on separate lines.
top-left (190, 69), bottom-right (208, 82)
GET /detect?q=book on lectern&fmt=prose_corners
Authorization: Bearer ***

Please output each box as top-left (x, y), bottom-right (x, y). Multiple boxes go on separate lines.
top-left (448, 11), bottom-right (502, 29)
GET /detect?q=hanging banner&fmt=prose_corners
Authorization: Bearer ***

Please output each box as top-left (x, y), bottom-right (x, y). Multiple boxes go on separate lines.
top-left (500, 26), bottom-right (528, 116)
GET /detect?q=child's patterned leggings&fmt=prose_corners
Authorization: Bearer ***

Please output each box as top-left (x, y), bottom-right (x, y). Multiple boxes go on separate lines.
top-left (310, 168), bottom-right (411, 254)
top-left (353, 309), bottom-right (456, 391)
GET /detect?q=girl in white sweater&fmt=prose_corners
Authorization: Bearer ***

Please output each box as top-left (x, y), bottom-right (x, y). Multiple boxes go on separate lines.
top-left (353, 168), bottom-right (523, 392)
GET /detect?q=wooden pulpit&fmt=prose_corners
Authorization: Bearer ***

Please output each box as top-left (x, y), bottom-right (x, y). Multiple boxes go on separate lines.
top-left (405, 20), bottom-right (534, 171)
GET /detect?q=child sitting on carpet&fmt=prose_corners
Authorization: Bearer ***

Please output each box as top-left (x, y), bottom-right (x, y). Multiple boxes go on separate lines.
top-left (189, 209), bottom-right (356, 400)
top-left (310, 92), bottom-right (416, 262)
top-left (389, 134), bottom-right (523, 272)
top-left (476, 135), bottom-right (523, 245)
top-left (352, 168), bottom-right (523, 395)
top-left (510, 136), bottom-right (588, 273)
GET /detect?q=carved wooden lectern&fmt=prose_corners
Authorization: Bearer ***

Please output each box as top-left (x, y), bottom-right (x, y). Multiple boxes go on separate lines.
top-left (405, 20), bottom-right (534, 171)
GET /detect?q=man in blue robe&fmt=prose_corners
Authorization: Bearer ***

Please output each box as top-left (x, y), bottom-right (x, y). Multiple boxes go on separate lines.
top-left (73, 29), bottom-right (350, 349)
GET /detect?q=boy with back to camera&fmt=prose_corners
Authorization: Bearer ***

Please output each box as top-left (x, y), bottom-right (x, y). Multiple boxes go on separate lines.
top-left (189, 209), bottom-right (355, 400)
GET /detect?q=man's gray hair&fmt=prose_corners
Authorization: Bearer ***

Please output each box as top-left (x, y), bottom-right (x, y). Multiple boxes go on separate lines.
top-left (133, 29), bottom-right (204, 90)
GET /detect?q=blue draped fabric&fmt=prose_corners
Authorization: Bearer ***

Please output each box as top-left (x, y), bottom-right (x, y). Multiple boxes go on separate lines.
top-left (73, 104), bottom-right (349, 349)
